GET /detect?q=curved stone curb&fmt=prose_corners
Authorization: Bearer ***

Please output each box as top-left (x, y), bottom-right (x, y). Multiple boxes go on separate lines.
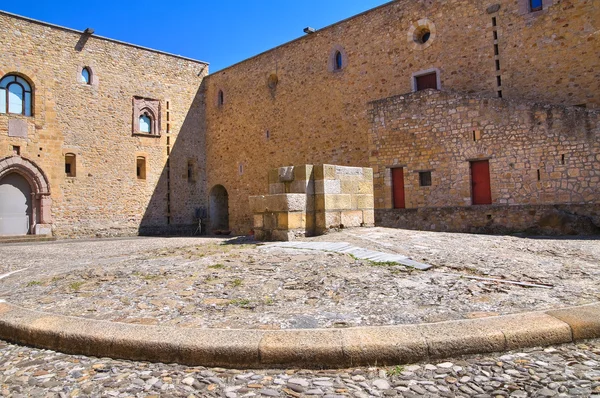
top-left (0, 302), bottom-right (599, 369)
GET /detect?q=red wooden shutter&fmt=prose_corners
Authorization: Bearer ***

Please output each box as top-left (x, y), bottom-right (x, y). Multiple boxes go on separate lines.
top-left (392, 168), bottom-right (406, 209)
top-left (471, 160), bottom-right (492, 205)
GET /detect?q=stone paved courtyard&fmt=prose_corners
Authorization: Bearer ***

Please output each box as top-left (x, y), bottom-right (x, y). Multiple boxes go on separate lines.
top-left (1, 339), bottom-right (599, 397)
top-left (0, 228), bottom-right (599, 330)
top-left (1, 227), bottom-right (600, 397)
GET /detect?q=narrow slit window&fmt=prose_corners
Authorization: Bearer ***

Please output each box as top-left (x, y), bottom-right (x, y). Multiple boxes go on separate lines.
top-left (218, 90), bottom-right (224, 106)
top-left (334, 51), bottom-right (343, 70)
top-left (496, 76), bottom-right (502, 87)
top-left (65, 153), bottom-right (76, 177)
top-left (492, 17), bottom-right (497, 27)
top-left (137, 156), bottom-right (146, 180)
top-left (81, 67), bottom-right (91, 84)
top-left (495, 60), bottom-right (501, 71)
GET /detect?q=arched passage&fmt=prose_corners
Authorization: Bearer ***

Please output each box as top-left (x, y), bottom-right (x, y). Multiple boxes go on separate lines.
top-left (0, 173), bottom-right (32, 235)
top-left (209, 185), bottom-right (229, 232)
top-left (0, 156), bottom-right (52, 235)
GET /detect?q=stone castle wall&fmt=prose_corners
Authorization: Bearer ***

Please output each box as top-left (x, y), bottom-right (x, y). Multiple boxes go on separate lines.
top-left (0, 12), bottom-right (208, 237)
top-left (203, 0), bottom-right (599, 234)
top-left (369, 89), bottom-right (599, 233)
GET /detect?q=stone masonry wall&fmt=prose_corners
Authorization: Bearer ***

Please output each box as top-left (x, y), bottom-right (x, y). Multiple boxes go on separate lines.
top-left (0, 12), bottom-right (208, 237)
top-left (203, 0), bottom-right (599, 234)
top-left (369, 89), bottom-right (599, 232)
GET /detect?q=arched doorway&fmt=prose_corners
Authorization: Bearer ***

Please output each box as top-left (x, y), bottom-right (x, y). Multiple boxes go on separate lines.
top-left (209, 185), bottom-right (229, 232)
top-left (0, 173), bottom-right (32, 235)
top-left (0, 156), bottom-right (52, 235)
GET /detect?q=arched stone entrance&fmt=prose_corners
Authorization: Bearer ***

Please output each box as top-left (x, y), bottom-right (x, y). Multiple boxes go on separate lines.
top-left (209, 185), bottom-right (229, 233)
top-left (0, 156), bottom-right (52, 235)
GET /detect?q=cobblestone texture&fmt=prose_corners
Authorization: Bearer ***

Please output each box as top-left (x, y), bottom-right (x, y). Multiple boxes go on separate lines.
top-left (0, 228), bottom-right (598, 329)
top-left (1, 339), bottom-right (599, 397)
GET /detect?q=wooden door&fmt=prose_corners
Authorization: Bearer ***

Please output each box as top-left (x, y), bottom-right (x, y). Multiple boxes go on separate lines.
top-left (471, 160), bottom-right (492, 205)
top-left (392, 168), bottom-right (406, 209)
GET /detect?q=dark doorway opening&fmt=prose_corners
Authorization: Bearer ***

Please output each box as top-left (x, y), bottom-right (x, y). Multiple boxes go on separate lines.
top-left (209, 185), bottom-right (229, 232)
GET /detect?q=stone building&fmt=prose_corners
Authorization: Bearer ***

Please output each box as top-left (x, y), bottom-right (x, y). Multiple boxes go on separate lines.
top-left (0, 0), bottom-right (598, 238)
top-left (0, 11), bottom-right (208, 237)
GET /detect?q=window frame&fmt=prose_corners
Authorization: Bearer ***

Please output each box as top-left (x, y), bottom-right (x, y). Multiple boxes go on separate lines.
top-left (412, 68), bottom-right (441, 92)
top-left (81, 67), bottom-right (91, 85)
top-left (529, 0), bottom-right (543, 11)
top-left (0, 74), bottom-right (33, 116)
top-left (418, 171), bottom-right (432, 187)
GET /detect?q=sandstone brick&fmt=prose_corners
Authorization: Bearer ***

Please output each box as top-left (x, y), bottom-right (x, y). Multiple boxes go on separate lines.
top-left (341, 210), bottom-right (364, 227)
top-left (324, 194), bottom-right (352, 210)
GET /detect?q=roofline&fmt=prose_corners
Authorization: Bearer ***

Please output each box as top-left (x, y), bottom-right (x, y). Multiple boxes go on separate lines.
top-left (0, 10), bottom-right (209, 66)
top-left (208, 0), bottom-right (395, 75)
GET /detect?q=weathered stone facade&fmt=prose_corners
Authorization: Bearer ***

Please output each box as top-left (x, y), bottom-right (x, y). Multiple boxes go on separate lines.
top-left (203, 0), bottom-right (600, 234)
top-left (369, 89), bottom-right (599, 210)
top-left (1, 0), bottom-right (599, 238)
top-left (0, 12), bottom-right (208, 237)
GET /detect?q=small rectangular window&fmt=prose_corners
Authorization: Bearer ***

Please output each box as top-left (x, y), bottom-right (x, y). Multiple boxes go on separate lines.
top-left (530, 0), bottom-right (543, 12)
top-left (136, 156), bottom-right (146, 180)
top-left (419, 171), bottom-right (432, 187)
top-left (65, 153), bottom-right (76, 177)
top-left (415, 72), bottom-right (438, 91)
top-left (12, 145), bottom-right (20, 156)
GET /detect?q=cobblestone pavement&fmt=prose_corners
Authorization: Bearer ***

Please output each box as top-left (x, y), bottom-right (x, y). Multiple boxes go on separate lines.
top-left (0, 229), bottom-right (598, 329)
top-left (1, 339), bottom-right (599, 397)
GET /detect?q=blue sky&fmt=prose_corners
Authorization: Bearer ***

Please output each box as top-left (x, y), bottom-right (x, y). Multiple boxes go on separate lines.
top-left (2, 0), bottom-right (389, 73)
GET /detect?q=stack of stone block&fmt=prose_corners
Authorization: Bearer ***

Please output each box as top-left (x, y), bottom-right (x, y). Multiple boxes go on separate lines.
top-left (249, 164), bottom-right (374, 241)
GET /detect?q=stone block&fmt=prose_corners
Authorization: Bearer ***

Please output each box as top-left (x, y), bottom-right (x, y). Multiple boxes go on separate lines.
top-left (362, 167), bottom-right (374, 181)
top-left (265, 194), bottom-right (307, 212)
top-left (268, 169), bottom-right (280, 185)
top-left (293, 164), bottom-right (313, 181)
top-left (290, 179), bottom-right (313, 194)
top-left (315, 196), bottom-right (325, 211)
top-left (341, 326), bottom-right (427, 366)
top-left (269, 183), bottom-right (285, 195)
top-left (335, 165), bottom-right (364, 180)
top-left (358, 181), bottom-right (374, 194)
top-left (264, 213), bottom-right (277, 230)
top-left (271, 230), bottom-right (294, 241)
top-left (325, 211), bottom-right (341, 227)
top-left (315, 179), bottom-right (341, 195)
top-left (499, 313), bottom-right (572, 350)
top-left (277, 212), bottom-right (288, 229)
top-left (249, 196), bottom-right (267, 214)
top-left (341, 210), bottom-right (364, 227)
top-left (340, 180), bottom-right (359, 194)
top-left (324, 194), bottom-right (352, 210)
top-left (314, 164), bottom-right (337, 180)
top-left (363, 209), bottom-right (375, 225)
top-left (287, 212), bottom-right (306, 229)
top-left (547, 304), bottom-right (600, 341)
top-left (253, 214), bottom-right (263, 228)
top-left (8, 119), bottom-right (27, 138)
top-left (259, 329), bottom-right (345, 367)
top-left (353, 194), bottom-right (374, 209)
top-left (278, 166), bottom-right (295, 182)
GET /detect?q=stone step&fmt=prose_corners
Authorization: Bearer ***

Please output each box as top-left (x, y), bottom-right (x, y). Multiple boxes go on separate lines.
top-left (0, 235), bottom-right (56, 244)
